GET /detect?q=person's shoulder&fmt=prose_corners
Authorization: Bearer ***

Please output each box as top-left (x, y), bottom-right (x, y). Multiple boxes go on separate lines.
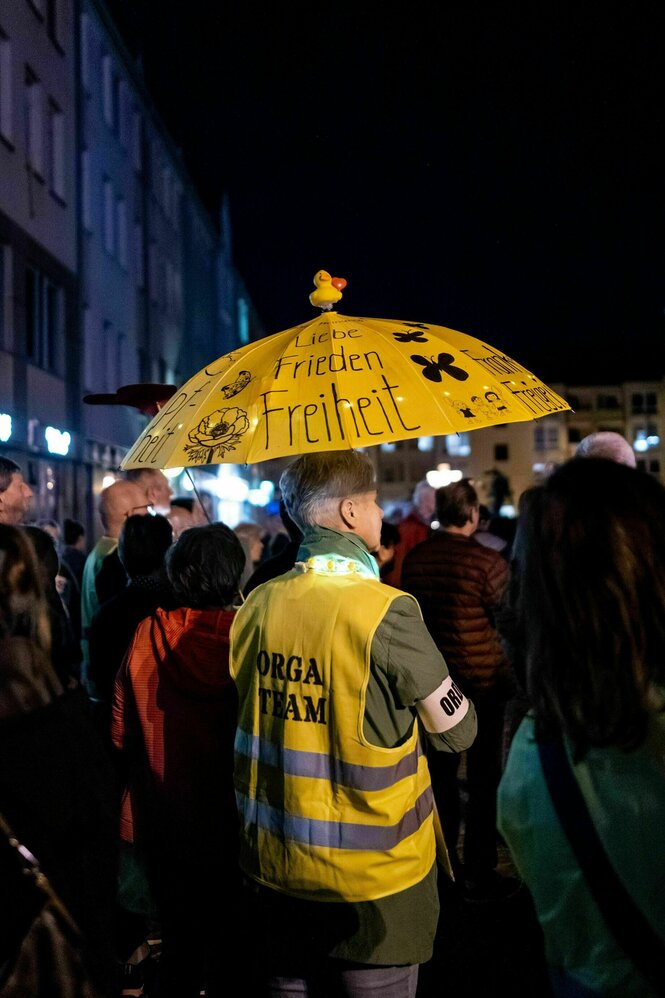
top-left (477, 539), bottom-right (509, 569)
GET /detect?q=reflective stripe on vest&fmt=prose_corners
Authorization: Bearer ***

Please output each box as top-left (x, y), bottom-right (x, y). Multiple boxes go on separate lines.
top-left (235, 784), bottom-right (434, 851)
top-left (234, 727), bottom-right (425, 791)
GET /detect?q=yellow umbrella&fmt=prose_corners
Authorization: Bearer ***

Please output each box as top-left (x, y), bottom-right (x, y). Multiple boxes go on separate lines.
top-left (121, 273), bottom-right (570, 470)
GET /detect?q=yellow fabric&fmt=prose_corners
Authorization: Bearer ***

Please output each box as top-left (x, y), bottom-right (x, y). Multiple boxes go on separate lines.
top-left (230, 562), bottom-right (435, 902)
top-left (121, 312), bottom-right (571, 469)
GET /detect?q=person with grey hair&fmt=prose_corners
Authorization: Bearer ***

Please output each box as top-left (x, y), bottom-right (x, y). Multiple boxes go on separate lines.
top-left (230, 449), bottom-right (477, 997)
top-left (575, 431), bottom-right (636, 468)
top-left (382, 478), bottom-right (435, 588)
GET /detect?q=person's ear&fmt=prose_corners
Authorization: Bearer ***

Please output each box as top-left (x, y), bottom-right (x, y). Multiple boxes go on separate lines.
top-left (339, 497), bottom-right (355, 530)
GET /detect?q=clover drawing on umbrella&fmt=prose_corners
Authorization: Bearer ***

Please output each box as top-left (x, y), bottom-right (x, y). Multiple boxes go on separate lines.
top-left (410, 352), bottom-right (469, 383)
top-left (184, 406), bottom-right (250, 463)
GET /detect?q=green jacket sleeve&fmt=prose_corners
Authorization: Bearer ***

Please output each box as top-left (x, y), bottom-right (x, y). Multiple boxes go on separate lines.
top-left (371, 595), bottom-right (477, 753)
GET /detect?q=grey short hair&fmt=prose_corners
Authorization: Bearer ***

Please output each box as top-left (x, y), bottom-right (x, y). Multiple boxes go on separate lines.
top-left (575, 432), bottom-right (636, 468)
top-left (279, 451), bottom-right (376, 530)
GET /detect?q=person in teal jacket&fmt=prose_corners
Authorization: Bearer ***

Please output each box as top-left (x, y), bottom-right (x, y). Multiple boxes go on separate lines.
top-left (498, 457), bottom-right (665, 997)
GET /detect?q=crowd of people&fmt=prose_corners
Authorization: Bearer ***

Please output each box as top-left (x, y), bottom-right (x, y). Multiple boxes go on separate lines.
top-left (0, 428), bottom-right (663, 997)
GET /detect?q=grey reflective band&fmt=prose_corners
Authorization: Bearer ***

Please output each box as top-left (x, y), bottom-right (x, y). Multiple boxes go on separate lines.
top-left (235, 728), bottom-right (423, 792)
top-left (235, 785), bottom-right (434, 851)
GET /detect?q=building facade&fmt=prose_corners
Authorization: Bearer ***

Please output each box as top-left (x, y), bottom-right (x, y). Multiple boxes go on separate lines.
top-left (0, 0), bottom-right (83, 523)
top-left (0, 0), bottom-right (262, 535)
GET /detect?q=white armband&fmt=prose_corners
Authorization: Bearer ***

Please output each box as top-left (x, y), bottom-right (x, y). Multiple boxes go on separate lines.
top-left (416, 676), bottom-right (469, 733)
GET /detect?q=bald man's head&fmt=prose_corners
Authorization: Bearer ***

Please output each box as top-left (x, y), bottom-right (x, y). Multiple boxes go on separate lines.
top-left (125, 468), bottom-right (173, 513)
top-left (575, 431), bottom-right (636, 468)
top-left (99, 480), bottom-right (151, 538)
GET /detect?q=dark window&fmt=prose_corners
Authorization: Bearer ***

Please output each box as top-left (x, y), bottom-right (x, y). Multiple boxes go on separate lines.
top-left (646, 392), bottom-right (658, 414)
top-left (46, 0), bottom-right (59, 44)
top-left (0, 247), bottom-right (5, 346)
top-left (632, 393), bottom-right (644, 414)
top-left (494, 443), bottom-right (509, 461)
top-left (568, 427), bottom-right (582, 443)
top-left (25, 266), bottom-right (60, 371)
top-left (650, 460), bottom-right (660, 474)
top-left (25, 267), bottom-right (38, 359)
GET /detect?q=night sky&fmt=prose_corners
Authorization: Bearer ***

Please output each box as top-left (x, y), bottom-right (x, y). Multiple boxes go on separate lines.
top-left (108, 1), bottom-right (665, 386)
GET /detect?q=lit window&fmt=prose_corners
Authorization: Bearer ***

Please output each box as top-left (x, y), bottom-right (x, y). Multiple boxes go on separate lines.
top-left (417, 436), bottom-right (434, 451)
top-left (446, 432), bottom-right (470, 457)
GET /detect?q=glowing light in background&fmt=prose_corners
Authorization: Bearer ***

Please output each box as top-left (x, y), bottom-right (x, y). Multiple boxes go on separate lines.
top-left (0, 413), bottom-right (11, 442)
top-left (45, 426), bottom-right (71, 456)
top-left (426, 463), bottom-right (463, 489)
top-left (248, 481), bottom-right (274, 507)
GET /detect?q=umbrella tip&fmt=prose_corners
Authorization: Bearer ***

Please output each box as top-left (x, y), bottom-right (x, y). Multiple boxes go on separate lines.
top-left (309, 269), bottom-right (347, 311)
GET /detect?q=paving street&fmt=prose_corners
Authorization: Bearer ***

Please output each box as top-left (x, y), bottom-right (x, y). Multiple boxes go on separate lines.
top-left (419, 843), bottom-right (551, 997)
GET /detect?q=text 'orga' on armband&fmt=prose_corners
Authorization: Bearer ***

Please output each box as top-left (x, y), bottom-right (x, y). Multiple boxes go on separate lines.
top-left (416, 675), bottom-right (469, 733)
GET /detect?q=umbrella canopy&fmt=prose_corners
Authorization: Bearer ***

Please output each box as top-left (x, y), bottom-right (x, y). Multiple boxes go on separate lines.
top-left (120, 310), bottom-right (570, 471)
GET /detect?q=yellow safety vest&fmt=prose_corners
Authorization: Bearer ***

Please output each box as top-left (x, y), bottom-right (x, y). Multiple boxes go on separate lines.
top-left (230, 554), bottom-right (436, 902)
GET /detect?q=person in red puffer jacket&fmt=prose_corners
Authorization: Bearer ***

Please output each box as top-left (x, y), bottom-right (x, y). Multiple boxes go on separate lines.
top-left (112, 523), bottom-right (246, 998)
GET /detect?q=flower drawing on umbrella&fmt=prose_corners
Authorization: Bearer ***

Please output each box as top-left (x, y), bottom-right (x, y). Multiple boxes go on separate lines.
top-left (184, 406), bottom-right (250, 463)
top-left (410, 352), bottom-right (469, 383)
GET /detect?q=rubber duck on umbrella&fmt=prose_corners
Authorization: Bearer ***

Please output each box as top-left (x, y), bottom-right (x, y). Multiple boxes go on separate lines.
top-left (309, 270), bottom-right (347, 311)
